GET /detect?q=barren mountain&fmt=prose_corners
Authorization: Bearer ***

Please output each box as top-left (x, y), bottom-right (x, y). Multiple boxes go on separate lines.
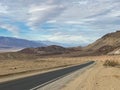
top-left (0, 36), bottom-right (45, 49)
top-left (19, 31), bottom-right (120, 56)
top-left (84, 31), bottom-right (120, 55)
top-left (108, 47), bottom-right (120, 55)
top-left (19, 45), bottom-right (68, 55)
top-left (1, 31), bottom-right (120, 57)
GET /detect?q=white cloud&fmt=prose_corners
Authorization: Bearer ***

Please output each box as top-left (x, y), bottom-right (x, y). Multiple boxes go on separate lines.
top-left (107, 10), bottom-right (120, 17)
top-left (64, 21), bottom-right (84, 25)
top-left (27, 2), bottom-right (65, 30)
top-left (47, 20), bottom-right (57, 23)
top-left (0, 23), bottom-right (19, 35)
top-left (73, 0), bottom-right (88, 5)
top-left (0, 3), bottom-right (8, 14)
top-left (40, 32), bottom-right (94, 45)
top-left (0, 0), bottom-right (120, 46)
top-left (29, 5), bottom-right (54, 13)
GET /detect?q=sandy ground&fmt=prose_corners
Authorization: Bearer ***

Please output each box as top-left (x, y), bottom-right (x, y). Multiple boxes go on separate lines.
top-left (61, 57), bottom-right (120, 90)
top-left (0, 57), bottom-right (87, 82)
top-left (0, 57), bottom-right (88, 76)
top-left (0, 55), bottom-right (120, 89)
top-left (1, 55), bottom-right (119, 76)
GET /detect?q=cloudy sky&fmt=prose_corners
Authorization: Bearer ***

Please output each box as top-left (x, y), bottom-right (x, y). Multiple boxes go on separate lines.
top-left (0, 0), bottom-right (120, 46)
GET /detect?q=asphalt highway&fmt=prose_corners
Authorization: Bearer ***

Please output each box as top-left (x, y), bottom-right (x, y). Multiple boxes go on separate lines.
top-left (0, 61), bottom-right (95, 90)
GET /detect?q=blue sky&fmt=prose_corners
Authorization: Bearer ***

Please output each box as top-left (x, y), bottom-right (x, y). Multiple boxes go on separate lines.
top-left (0, 0), bottom-right (120, 46)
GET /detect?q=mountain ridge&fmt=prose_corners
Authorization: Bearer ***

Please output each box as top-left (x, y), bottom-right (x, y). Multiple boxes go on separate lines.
top-left (84, 30), bottom-right (120, 55)
top-left (0, 36), bottom-right (45, 49)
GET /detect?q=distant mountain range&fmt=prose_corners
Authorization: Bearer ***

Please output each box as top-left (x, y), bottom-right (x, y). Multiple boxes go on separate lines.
top-left (36, 41), bottom-right (81, 47)
top-left (1, 30), bottom-right (120, 55)
top-left (0, 36), bottom-right (45, 49)
top-left (0, 30), bottom-right (120, 58)
top-left (36, 41), bottom-right (64, 47)
top-left (0, 36), bottom-right (77, 52)
top-left (0, 36), bottom-right (80, 51)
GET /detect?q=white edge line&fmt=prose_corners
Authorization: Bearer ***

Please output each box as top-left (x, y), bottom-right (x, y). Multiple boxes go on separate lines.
top-left (30, 62), bottom-right (95, 90)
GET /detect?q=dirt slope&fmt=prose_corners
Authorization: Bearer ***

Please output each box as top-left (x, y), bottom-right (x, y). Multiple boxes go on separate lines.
top-left (85, 31), bottom-right (120, 51)
top-left (82, 31), bottom-right (120, 55)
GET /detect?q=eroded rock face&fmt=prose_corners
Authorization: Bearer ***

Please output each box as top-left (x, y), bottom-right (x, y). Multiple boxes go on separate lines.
top-left (108, 48), bottom-right (120, 55)
top-left (95, 45), bottom-right (115, 55)
top-left (84, 31), bottom-right (120, 51)
top-left (83, 31), bottom-right (120, 55)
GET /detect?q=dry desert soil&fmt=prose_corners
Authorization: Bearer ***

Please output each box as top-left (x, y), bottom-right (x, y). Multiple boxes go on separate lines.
top-left (0, 55), bottom-right (120, 90)
top-left (0, 57), bottom-right (87, 82)
top-left (61, 55), bottom-right (120, 90)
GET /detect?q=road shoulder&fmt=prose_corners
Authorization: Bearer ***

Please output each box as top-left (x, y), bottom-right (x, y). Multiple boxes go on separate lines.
top-left (61, 61), bottom-right (120, 90)
top-left (36, 62), bottom-right (95, 90)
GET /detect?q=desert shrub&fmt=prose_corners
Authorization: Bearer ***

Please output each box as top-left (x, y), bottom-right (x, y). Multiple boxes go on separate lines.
top-left (103, 60), bottom-right (120, 67)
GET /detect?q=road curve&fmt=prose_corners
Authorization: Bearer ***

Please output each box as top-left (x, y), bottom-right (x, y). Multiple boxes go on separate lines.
top-left (0, 61), bottom-right (95, 90)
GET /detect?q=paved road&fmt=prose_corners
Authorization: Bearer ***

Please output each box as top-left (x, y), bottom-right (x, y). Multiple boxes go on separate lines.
top-left (0, 61), bottom-right (95, 90)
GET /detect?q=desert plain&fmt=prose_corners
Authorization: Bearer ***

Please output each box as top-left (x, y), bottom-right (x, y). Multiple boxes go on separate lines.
top-left (0, 55), bottom-right (120, 90)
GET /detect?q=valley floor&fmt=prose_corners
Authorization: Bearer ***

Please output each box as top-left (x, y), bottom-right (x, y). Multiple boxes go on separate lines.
top-left (0, 55), bottom-right (120, 90)
top-left (0, 57), bottom-right (87, 83)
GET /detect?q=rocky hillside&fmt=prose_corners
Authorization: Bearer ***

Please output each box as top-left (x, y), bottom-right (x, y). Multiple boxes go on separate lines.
top-left (84, 31), bottom-right (120, 55)
top-left (19, 45), bottom-right (69, 55)
top-left (1, 31), bottom-right (120, 56)
top-left (19, 31), bottom-right (120, 56)
top-left (108, 47), bottom-right (120, 55)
